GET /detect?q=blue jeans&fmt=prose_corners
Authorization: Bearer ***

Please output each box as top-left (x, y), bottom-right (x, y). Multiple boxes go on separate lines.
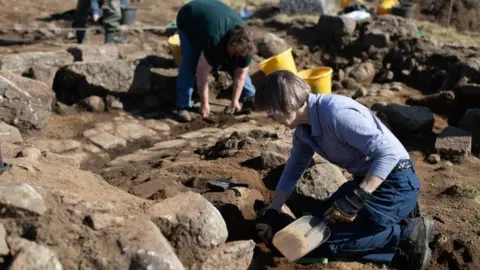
top-left (176, 30), bottom-right (256, 109)
top-left (310, 160), bottom-right (421, 264)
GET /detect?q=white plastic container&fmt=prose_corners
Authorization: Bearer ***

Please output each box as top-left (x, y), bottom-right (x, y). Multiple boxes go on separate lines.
top-left (272, 215), bottom-right (331, 262)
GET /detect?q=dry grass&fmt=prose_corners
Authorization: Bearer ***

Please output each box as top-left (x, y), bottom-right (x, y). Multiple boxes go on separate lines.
top-left (416, 20), bottom-right (480, 47)
top-left (271, 14), bottom-right (319, 26)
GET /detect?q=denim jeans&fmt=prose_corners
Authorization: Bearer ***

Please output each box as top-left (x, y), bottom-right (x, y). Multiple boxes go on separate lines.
top-left (310, 160), bottom-right (421, 264)
top-left (176, 30), bottom-right (256, 109)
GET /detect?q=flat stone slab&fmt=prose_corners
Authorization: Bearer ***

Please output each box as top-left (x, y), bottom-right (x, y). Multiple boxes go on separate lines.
top-left (88, 132), bottom-right (127, 150)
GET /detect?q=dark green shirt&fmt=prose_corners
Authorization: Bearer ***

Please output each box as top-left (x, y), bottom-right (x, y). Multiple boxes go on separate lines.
top-left (177, 0), bottom-right (252, 71)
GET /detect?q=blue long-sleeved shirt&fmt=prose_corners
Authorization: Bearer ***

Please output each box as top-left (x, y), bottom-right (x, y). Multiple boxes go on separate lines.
top-left (276, 94), bottom-right (410, 194)
top-left (91, 0), bottom-right (128, 17)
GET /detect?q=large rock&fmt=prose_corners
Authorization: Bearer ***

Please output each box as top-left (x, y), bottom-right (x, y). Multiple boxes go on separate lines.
top-left (361, 15), bottom-right (418, 49)
top-left (147, 191), bottom-right (228, 265)
top-left (0, 183), bottom-right (47, 216)
top-left (347, 62), bottom-right (376, 84)
top-left (280, 0), bottom-right (336, 15)
top-left (372, 103), bottom-right (434, 137)
top-left (435, 126), bottom-right (472, 156)
top-left (0, 224), bottom-right (8, 256)
top-left (116, 218), bottom-right (185, 270)
top-left (66, 44), bottom-right (119, 62)
top-left (260, 140), bottom-right (292, 169)
top-left (34, 139), bottom-right (81, 153)
top-left (193, 240), bottom-right (255, 270)
top-left (0, 71), bottom-right (53, 130)
top-left (55, 59), bottom-right (152, 97)
top-left (114, 122), bottom-right (156, 141)
top-left (296, 162), bottom-right (347, 201)
top-left (0, 51), bottom-right (74, 88)
top-left (0, 121), bottom-right (23, 143)
top-left (316, 15), bottom-right (356, 46)
top-left (257, 33), bottom-right (289, 59)
top-left (458, 109), bottom-right (480, 142)
top-left (8, 237), bottom-right (62, 270)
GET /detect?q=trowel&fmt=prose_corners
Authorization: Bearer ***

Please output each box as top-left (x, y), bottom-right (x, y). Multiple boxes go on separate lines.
top-left (207, 179), bottom-right (253, 192)
top-left (272, 214), bottom-right (332, 262)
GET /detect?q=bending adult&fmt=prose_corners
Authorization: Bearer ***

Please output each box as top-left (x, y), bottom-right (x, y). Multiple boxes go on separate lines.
top-left (254, 71), bottom-right (435, 270)
top-left (175, 0), bottom-right (256, 122)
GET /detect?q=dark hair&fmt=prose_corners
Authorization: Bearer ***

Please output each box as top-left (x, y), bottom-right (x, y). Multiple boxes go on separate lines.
top-left (228, 25), bottom-right (256, 56)
top-left (255, 70), bottom-right (310, 114)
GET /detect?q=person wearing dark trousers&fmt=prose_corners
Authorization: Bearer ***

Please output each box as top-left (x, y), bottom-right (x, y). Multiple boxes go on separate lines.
top-left (254, 70), bottom-right (435, 270)
top-left (72, 0), bottom-right (127, 44)
top-left (174, 0), bottom-right (257, 122)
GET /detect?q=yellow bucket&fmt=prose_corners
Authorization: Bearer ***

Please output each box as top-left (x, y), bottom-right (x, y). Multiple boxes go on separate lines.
top-left (297, 67), bottom-right (333, 94)
top-left (376, 0), bottom-right (399, 15)
top-left (168, 34), bottom-right (182, 66)
top-left (259, 48), bottom-right (297, 75)
top-left (341, 0), bottom-right (364, 8)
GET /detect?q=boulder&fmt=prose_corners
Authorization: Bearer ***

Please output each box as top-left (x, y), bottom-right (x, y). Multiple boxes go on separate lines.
top-left (117, 218), bottom-right (185, 270)
top-left (147, 191), bottom-right (228, 265)
top-left (193, 240), bottom-right (255, 270)
top-left (34, 139), bottom-right (81, 153)
top-left (347, 62), bottom-right (376, 84)
top-left (114, 122), bottom-right (156, 141)
top-left (257, 33), bottom-right (289, 59)
top-left (0, 71), bottom-right (53, 130)
top-left (66, 44), bottom-right (119, 62)
top-left (0, 224), bottom-right (8, 256)
top-left (8, 237), bottom-right (62, 270)
top-left (296, 162), bottom-right (347, 201)
top-left (281, 0), bottom-right (337, 15)
top-left (0, 51), bottom-right (74, 88)
top-left (458, 109), bottom-right (480, 142)
top-left (316, 15), bottom-right (357, 46)
top-left (79, 96), bottom-right (105, 113)
top-left (260, 140), bottom-right (292, 169)
top-left (435, 126), bottom-right (472, 156)
top-left (55, 59), bottom-right (152, 97)
top-left (0, 121), bottom-right (23, 143)
top-left (372, 103), bottom-right (434, 137)
top-left (0, 183), bottom-right (47, 216)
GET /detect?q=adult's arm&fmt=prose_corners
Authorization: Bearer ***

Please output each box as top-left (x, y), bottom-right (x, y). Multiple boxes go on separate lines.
top-left (334, 108), bottom-right (401, 193)
top-left (196, 52), bottom-right (213, 115)
top-left (269, 130), bottom-right (314, 211)
top-left (91, 0), bottom-right (101, 16)
top-left (231, 67), bottom-right (248, 106)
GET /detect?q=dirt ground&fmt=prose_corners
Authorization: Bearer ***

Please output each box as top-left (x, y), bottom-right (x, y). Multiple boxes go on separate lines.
top-left (0, 0), bottom-right (479, 270)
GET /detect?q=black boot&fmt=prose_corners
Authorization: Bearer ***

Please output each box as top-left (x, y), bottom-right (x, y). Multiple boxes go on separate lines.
top-left (393, 217), bottom-right (435, 270)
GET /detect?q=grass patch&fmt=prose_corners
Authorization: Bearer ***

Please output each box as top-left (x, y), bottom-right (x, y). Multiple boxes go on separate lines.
top-left (416, 20), bottom-right (480, 47)
top-left (271, 13), bottom-right (319, 26)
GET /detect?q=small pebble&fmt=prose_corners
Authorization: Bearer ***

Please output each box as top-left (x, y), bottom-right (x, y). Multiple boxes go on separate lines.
top-left (427, 154), bottom-right (441, 164)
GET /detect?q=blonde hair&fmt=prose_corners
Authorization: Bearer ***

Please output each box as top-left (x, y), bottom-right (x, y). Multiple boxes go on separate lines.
top-left (254, 70), bottom-right (310, 114)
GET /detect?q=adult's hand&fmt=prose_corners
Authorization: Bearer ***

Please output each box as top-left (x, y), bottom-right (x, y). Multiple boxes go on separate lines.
top-left (200, 103), bottom-right (211, 118)
top-left (224, 101), bottom-right (242, 114)
top-left (329, 186), bottom-right (371, 223)
top-left (92, 13), bottom-right (100, 22)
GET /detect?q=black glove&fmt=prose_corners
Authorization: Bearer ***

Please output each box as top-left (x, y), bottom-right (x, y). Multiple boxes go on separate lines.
top-left (330, 187), bottom-right (371, 222)
top-left (255, 209), bottom-right (280, 243)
